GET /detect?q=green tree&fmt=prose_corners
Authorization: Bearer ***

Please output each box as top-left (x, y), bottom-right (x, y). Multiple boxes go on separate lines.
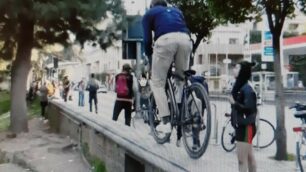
top-left (168, 0), bottom-right (218, 53)
top-left (0, 0), bottom-right (125, 133)
top-left (208, 0), bottom-right (305, 160)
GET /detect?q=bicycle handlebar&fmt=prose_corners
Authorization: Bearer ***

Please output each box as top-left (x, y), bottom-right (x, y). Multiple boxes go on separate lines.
top-left (290, 101), bottom-right (306, 110)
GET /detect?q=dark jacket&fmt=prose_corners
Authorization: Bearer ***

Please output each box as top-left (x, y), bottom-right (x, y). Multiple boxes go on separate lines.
top-left (232, 82), bottom-right (257, 126)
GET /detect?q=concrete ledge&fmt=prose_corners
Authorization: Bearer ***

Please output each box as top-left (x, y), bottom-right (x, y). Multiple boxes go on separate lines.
top-left (47, 100), bottom-right (189, 172)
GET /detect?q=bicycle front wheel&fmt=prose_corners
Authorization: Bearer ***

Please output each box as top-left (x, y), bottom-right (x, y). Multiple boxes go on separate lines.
top-left (221, 120), bottom-right (236, 152)
top-left (181, 82), bottom-right (211, 159)
top-left (253, 118), bottom-right (275, 149)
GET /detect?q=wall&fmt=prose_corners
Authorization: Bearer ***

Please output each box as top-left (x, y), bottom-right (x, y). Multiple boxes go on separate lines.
top-left (46, 101), bottom-right (188, 172)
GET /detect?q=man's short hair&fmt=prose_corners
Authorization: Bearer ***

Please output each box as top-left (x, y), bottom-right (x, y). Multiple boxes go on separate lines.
top-left (150, 0), bottom-right (167, 7)
top-left (122, 63), bottom-right (131, 72)
top-left (91, 73), bottom-right (95, 78)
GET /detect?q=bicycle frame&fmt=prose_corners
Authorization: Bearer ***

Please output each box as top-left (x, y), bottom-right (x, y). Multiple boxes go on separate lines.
top-left (166, 74), bottom-right (202, 128)
top-left (221, 112), bottom-right (275, 151)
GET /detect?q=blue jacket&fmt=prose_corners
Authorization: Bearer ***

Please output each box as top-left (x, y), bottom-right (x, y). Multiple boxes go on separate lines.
top-left (142, 5), bottom-right (189, 56)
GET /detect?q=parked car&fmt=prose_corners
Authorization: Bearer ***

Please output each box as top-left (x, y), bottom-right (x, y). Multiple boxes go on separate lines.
top-left (97, 84), bottom-right (108, 93)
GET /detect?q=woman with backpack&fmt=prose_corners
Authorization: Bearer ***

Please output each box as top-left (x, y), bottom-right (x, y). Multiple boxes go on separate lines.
top-left (229, 61), bottom-right (257, 172)
top-left (112, 64), bottom-right (134, 126)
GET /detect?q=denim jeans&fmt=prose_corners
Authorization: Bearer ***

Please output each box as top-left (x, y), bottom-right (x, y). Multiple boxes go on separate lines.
top-left (89, 92), bottom-right (98, 113)
top-left (78, 91), bottom-right (85, 106)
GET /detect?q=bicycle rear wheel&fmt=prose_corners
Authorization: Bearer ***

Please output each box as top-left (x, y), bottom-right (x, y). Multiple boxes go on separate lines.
top-left (297, 139), bottom-right (305, 172)
top-left (221, 120), bottom-right (236, 152)
top-left (253, 118), bottom-right (275, 149)
top-left (181, 82), bottom-right (211, 159)
top-left (148, 94), bottom-right (171, 144)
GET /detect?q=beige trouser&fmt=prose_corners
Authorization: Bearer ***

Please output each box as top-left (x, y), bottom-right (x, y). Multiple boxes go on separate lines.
top-left (237, 141), bottom-right (257, 172)
top-left (151, 32), bottom-right (192, 118)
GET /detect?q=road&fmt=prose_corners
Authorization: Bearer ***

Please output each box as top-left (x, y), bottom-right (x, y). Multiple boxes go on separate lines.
top-left (61, 90), bottom-right (303, 172)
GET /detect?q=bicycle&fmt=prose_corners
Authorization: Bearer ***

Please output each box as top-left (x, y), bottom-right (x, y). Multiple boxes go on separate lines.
top-left (221, 111), bottom-right (276, 152)
top-left (131, 76), bottom-right (152, 128)
top-left (147, 66), bottom-right (212, 159)
top-left (292, 102), bottom-right (306, 172)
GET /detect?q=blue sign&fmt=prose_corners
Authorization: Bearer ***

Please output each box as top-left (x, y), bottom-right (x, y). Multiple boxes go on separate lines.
top-left (262, 31), bottom-right (274, 62)
top-left (122, 15), bottom-right (144, 59)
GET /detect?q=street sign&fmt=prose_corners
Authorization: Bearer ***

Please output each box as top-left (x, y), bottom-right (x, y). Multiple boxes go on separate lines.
top-left (122, 15), bottom-right (144, 59)
top-left (262, 31), bottom-right (274, 62)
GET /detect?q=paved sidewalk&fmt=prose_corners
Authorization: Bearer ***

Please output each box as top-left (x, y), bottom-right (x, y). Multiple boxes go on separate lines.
top-left (0, 118), bottom-right (89, 172)
top-left (0, 163), bottom-right (26, 172)
top-left (63, 91), bottom-right (300, 172)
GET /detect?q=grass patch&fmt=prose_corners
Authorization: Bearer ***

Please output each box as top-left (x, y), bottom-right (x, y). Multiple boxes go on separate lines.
top-left (0, 91), bottom-right (10, 115)
top-left (287, 153), bottom-right (296, 161)
top-left (82, 142), bottom-right (107, 172)
top-left (0, 94), bottom-right (41, 131)
top-left (269, 153), bottom-right (296, 161)
top-left (0, 117), bottom-right (10, 132)
top-left (27, 98), bottom-right (41, 118)
top-left (92, 156), bottom-right (107, 172)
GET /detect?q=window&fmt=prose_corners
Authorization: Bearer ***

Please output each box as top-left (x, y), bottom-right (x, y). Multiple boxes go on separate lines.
top-left (198, 54), bottom-right (203, 64)
top-left (253, 22), bottom-right (258, 30)
top-left (229, 38), bottom-right (238, 44)
top-left (288, 23), bottom-right (298, 30)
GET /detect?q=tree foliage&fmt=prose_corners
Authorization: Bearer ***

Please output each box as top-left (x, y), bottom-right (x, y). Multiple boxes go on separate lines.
top-left (0, 0), bottom-right (125, 60)
top-left (168, 0), bottom-right (218, 53)
top-left (0, 0), bottom-right (125, 133)
top-left (207, 0), bottom-right (306, 160)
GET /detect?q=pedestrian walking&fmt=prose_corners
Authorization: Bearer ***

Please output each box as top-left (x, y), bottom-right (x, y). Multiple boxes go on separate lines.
top-left (86, 74), bottom-right (99, 113)
top-left (39, 82), bottom-right (49, 119)
top-left (63, 76), bottom-right (70, 102)
top-left (112, 64), bottom-right (134, 126)
top-left (47, 80), bottom-right (56, 97)
top-left (52, 80), bottom-right (61, 99)
top-left (78, 78), bottom-right (86, 107)
top-left (229, 61), bottom-right (257, 172)
top-left (28, 81), bottom-right (36, 101)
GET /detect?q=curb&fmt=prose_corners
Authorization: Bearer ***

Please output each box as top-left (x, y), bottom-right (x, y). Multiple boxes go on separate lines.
top-left (0, 149), bottom-right (37, 172)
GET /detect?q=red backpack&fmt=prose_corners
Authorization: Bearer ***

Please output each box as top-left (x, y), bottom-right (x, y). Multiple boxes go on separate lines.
top-left (116, 74), bottom-right (129, 96)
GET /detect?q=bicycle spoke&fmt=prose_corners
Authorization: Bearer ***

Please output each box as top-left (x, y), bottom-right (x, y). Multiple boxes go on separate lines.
top-left (221, 120), bottom-right (236, 152)
top-left (181, 82), bottom-right (211, 159)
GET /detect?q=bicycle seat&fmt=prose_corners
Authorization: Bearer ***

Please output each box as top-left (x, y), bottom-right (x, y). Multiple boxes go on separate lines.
top-left (184, 70), bottom-right (196, 76)
top-left (297, 104), bottom-right (306, 111)
top-left (294, 110), bottom-right (306, 119)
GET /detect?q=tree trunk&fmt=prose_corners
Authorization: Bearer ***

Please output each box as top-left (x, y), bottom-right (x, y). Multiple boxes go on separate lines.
top-left (190, 35), bottom-right (204, 66)
top-left (272, 34), bottom-right (287, 160)
top-left (10, 18), bottom-right (34, 133)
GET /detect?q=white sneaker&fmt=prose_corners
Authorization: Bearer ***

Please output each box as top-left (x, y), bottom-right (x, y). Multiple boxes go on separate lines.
top-left (156, 122), bottom-right (171, 134)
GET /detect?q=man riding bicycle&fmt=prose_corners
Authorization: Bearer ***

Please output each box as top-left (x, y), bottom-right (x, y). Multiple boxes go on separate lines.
top-left (142, 0), bottom-right (192, 133)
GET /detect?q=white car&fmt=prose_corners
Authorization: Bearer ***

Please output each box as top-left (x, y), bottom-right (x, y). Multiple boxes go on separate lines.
top-left (97, 84), bottom-right (108, 93)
